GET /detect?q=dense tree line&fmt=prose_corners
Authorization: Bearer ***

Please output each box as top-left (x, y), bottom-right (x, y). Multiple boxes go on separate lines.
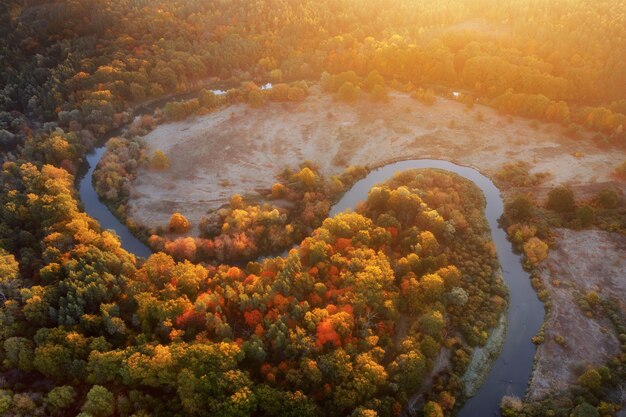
top-left (1, 0), bottom-right (625, 158)
top-left (0, 165), bottom-right (509, 416)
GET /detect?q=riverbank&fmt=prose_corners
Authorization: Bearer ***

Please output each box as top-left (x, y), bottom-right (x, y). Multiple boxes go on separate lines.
top-left (528, 228), bottom-right (626, 400)
top-left (462, 301), bottom-right (508, 397)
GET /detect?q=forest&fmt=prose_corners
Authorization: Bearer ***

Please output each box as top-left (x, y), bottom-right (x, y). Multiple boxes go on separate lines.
top-left (0, 0), bottom-right (625, 416)
top-left (1, 165), bottom-right (507, 416)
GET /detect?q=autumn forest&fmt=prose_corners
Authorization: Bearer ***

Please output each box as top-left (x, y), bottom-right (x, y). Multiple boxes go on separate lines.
top-left (0, 1), bottom-right (625, 417)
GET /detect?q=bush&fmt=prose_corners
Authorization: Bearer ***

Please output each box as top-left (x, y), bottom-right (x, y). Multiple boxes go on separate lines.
top-left (577, 368), bottom-right (602, 393)
top-left (570, 402), bottom-right (599, 417)
top-left (248, 89), bottom-right (267, 107)
top-left (410, 87), bottom-right (436, 105)
top-left (575, 205), bottom-right (595, 227)
top-left (547, 185), bottom-right (575, 212)
top-left (500, 395), bottom-right (523, 417)
top-left (505, 195), bottom-right (534, 222)
top-left (168, 212), bottom-right (190, 233)
top-left (523, 237), bottom-right (549, 265)
top-left (496, 161), bottom-right (548, 187)
top-left (595, 188), bottom-right (620, 209)
top-left (151, 150), bottom-right (170, 170)
top-left (199, 89), bottom-right (218, 108)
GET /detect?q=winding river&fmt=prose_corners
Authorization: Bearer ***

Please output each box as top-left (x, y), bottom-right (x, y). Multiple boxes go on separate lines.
top-left (77, 93), bottom-right (544, 416)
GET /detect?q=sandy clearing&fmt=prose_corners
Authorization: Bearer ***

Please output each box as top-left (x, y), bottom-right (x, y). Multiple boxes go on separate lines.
top-left (127, 85), bottom-right (625, 231)
top-left (528, 228), bottom-right (626, 400)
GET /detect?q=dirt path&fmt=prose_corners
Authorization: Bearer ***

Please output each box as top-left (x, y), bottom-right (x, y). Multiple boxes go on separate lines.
top-left (127, 85), bottom-right (625, 231)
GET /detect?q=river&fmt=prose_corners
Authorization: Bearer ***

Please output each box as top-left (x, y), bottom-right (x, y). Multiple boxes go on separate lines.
top-left (77, 91), bottom-right (544, 417)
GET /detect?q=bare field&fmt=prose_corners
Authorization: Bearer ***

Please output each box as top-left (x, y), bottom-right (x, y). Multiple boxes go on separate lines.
top-left (127, 85), bottom-right (625, 230)
top-left (528, 229), bottom-right (626, 400)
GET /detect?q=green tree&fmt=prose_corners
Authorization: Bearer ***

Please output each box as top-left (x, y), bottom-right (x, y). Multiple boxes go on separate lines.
top-left (578, 368), bottom-right (602, 393)
top-left (4, 337), bottom-right (35, 372)
top-left (570, 402), bottom-right (599, 417)
top-left (47, 386), bottom-right (77, 415)
top-left (81, 385), bottom-right (115, 417)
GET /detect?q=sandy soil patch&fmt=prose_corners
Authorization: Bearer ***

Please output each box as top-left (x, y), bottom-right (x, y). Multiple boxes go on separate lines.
top-left (528, 228), bottom-right (626, 400)
top-left (127, 85), bottom-right (625, 231)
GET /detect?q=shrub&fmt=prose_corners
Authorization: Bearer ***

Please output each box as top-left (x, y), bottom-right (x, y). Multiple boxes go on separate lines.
top-left (575, 205), bottom-right (595, 227)
top-left (248, 89), bottom-right (267, 107)
top-left (546, 185), bottom-right (575, 212)
top-left (523, 237), bottom-right (549, 266)
top-left (570, 402), bottom-right (599, 417)
top-left (151, 150), bottom-right (170, 170)
top-left (577, 368), bottom-right (602, 392)
top-left (505, 195), bottom-right (534, 222)
top-left (595, 188), bottom-right (620, 209)
top-left (500, 395), bottom-right (523, 417)
top-left (410, 87), bottom-right (436, 105)
top-left (168, 212), bottom-right (190, 233)
top-left (199, 89), bottom-right (218, 108)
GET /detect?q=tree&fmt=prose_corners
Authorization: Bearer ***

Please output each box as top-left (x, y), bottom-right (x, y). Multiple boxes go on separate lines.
top-left (420, 310), bottom-right (444, 338)
top-left (248, 89), bottom-right (266, 107)
top-left (575, 205), bottom-right (595, 227)
top-left (570, 402), bottom-right (599, 417)
top-left (423, 401), bottom-right (444, 417)
top-left (169, 213), bottom-right (190, 233)
top-left (81, 385), bottom-right (115, 417)
top-left (370, 84), bottom-right (388, 102)
top-left (595, 188), bottom-right (620, 209)
top-left (47, 386), bottom-right (77, 415)
top-left (547, 185), bottom-right (575, 212)
top-left (337, 82), bottom-right (360, 102)
top-left (578, 368), bottom-right (602, 393)
top-left (523, 237), bottom-right (549, 266)
top-left (0, 249), bottom-right (20, 299)
top-left (364, 70), bottom-right (385, 92)
top-left (4, 337), bottom-right (35, 372)
top-left (391, 350), bottom-right (425, 392)
top-left (199, 89), bottom-right (218, 108)
top-left (500, 395), bottom-right (523, 417)
top-left (505, 195), bottom-right (534, 222)
top-left (151, 150), bottom-right (170, 170)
